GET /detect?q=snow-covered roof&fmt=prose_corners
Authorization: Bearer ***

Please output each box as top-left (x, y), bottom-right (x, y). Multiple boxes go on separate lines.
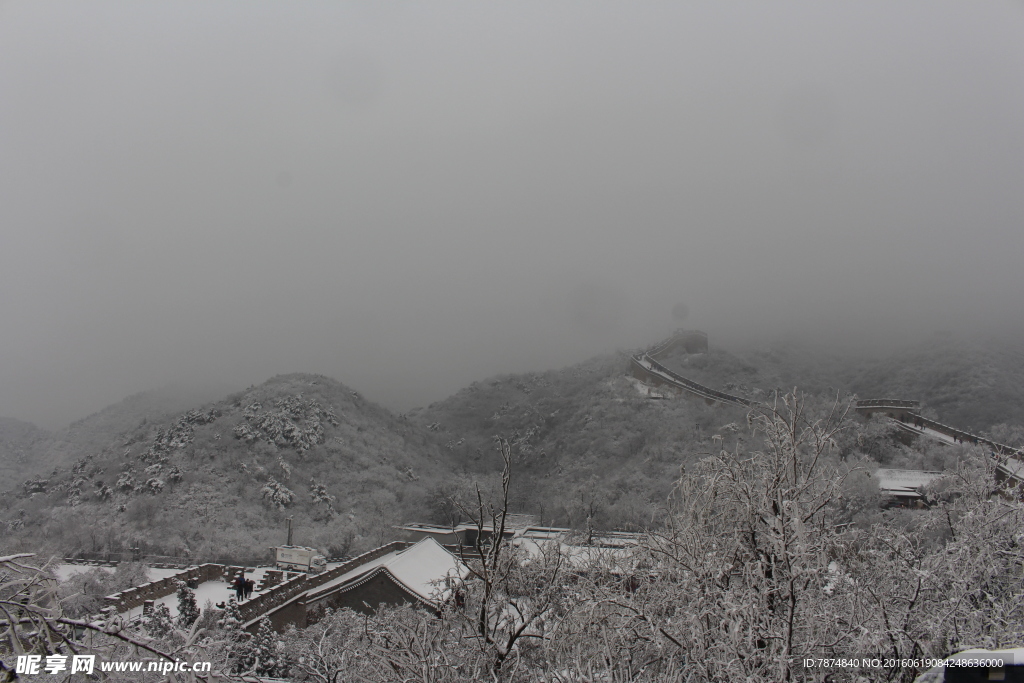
top-left (997, 457), bottom-right (1024, 483)
top-left (514, 537), bottom-right (639, 571)
top-left (515, 527), bottom-right (641, 549)
top-left (382, 537), bottom-right (467, 602)
top-left (394, 522), bottom-right (504, 537)
top-left (304, 549), bottom-right (404, 599)
top-left (306, 538), bottom-right (467, 606)
top-left (394, 523), bottom-right (457, 534)
top-left (873, 469), bottom-right (943, 497)
top-left (516, 527), bottom-right (566, 541)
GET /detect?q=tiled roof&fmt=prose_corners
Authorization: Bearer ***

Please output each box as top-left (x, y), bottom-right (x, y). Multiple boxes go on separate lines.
top-left (873, 469), bottom-right (943, 496)
top-left (306, 538), bottom-right (467, 606)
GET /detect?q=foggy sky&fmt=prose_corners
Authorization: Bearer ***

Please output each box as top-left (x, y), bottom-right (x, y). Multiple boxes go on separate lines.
top-left (2, 1), bottom-right (1023, 429)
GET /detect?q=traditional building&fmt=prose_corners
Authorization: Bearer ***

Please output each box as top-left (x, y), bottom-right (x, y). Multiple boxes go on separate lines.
top-left (995, 456), bottom-right (1024, 498)
top-left (303, 537), bottom-right (468, 615)
top-left (873, 469), bottom-right (943, 507)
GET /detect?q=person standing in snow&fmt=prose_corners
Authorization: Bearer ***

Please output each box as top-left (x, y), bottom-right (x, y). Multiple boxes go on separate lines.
top-left (234, 573), bottom-right (246, 601)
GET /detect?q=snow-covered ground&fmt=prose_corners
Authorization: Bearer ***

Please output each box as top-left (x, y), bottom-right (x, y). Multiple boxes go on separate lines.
top-left (122, 578), bottom-right (231, 621)
top-left (116, 566), bottom-right (275, 621)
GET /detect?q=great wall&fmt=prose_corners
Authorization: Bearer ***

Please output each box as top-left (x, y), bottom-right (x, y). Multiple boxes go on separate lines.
top-left (79, 329), bottom-right (1022, 633)
top-left (631, 329), bottom-right (1024, 480)
top-left (88, 541), bottom-right (418, 634)
top-left (630, 330), bottom-right (752, 407)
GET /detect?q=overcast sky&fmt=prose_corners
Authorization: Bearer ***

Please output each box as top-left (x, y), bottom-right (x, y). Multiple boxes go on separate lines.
top-left (1, 1), bottom-right (1022, 429)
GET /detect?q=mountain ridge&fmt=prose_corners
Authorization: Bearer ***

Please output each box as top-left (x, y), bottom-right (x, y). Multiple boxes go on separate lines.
top-left (0, 373), bottom-right (460, 562)
top-left (3, 333), bottom-right (1022, 560)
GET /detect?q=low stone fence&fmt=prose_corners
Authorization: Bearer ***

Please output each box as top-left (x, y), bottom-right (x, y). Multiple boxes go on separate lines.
top-left (304, 541), bottom-right (409, 595)
top-left (100, 543), bottom-right (412, 625)
top-left (879, 410), bottom-right (1020, 456)
top-left (62, 551), bottom-right (254, 566)
top-left (855, 398), bottom-right (921, 411)
top-left (236, 572), bottom-right (309, 624)
top-left (103, 563), bottom-right (226, 613)
top-left (257, 570), bottom-right (284, 591)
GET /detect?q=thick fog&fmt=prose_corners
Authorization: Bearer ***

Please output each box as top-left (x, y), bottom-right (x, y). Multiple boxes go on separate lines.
top-left (1, 2), bottom-right (1022, 429)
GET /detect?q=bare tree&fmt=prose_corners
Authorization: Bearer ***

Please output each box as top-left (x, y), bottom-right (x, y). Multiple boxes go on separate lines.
top-left (619, 391), bottom-right (864, 681)
top-left (448, 436), bottom-right (568, 676)
top-left (0, 553), bottom-right (248, 683)
top-left (230, 394), bottom-right (1024, 683)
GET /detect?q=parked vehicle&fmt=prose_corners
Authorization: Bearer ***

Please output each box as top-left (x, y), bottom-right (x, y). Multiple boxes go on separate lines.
top-left (273, 545), bottom-right (326, 573)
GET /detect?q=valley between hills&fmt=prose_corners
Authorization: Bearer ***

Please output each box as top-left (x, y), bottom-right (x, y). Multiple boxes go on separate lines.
top-left (2, 331), bottom-right (1022, 564)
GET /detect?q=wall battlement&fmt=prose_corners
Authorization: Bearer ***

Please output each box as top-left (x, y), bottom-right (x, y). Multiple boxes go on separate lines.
top-left (631, 331), bottom-right (748, 406)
